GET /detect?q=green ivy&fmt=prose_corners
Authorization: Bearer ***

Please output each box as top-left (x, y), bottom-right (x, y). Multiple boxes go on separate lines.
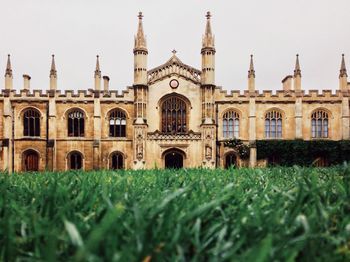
top-left (223, 138), bottom-right (250, 159)
top-left (256, 139), bottom-right (350, 166)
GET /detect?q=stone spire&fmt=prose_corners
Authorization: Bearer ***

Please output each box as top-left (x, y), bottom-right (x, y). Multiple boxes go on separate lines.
top-left (248, 54), bottom-right (255, 78)
top-left (248, 55), bottom-right (255, 92)
top-left (50, 54), bottom-right (57, 90)
top-left (202, 11), bottom-right (214, 48)
top-left (50, 54), bottom-right (57, 78)
top-left (134, 12), bottom-right (147, 50)
top-left (339, 54), bottom-right (348, 78)
top-left (94, 55), bottom-right (101, 91)
top-left (5, 54), bottom-right (12, 77)
top-left (4, 54), bottom-right (13, 90)
top-left (94, 55), bottom-right (101, 78)
top-left (294, 54), bottom-right (301, 77)
top-left (133, 12), bottom-right (148, 86)
top-left (293, 54), bottom-right (302, 92)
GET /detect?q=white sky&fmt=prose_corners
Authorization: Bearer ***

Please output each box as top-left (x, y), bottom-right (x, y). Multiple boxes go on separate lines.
top-left (1, 0), bottom-right (349, 92)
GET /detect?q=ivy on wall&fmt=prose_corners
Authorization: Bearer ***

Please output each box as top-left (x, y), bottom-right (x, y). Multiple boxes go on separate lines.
top-left (256, 140), bottom-right (350, 166)
top-left (223, 138), bottom-right (250, 159)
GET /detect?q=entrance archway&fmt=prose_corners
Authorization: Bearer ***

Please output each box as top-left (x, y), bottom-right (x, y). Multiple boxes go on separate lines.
top-left (110, 151), bottom-right (124, 170)
top-left (23, 150), bottom-right (39, 171)
top-left (225, 152), bottom-right (237, 169)
top-left (164, 149), bottom-right (184, 169)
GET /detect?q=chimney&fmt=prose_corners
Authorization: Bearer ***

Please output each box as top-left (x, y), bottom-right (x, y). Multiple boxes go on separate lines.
top-left (282, 75), bottom-right (293, 91)
top-left (23, 74), bottom-right (31, 90)
top-left (103, 75), bottom-right (110, 92)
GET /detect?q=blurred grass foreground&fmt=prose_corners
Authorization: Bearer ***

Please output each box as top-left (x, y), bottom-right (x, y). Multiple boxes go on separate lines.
top-left (1, 166), bottom-right (350, 261)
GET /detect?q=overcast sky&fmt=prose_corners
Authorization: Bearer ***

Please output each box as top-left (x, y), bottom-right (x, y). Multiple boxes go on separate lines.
top-left (1, 0), bottom-right (349, 92)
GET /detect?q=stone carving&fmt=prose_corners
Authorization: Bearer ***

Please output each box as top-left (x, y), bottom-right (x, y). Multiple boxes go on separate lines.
top-left (205, 145), bottom-right (212, 160)
top-left (147, 130), bottom-right (201, 140)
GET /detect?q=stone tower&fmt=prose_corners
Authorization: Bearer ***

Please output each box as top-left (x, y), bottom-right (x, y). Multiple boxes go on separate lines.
top-left (201, 12), bottom-right (216, 168)
top-left (133, 12), bottom-right (148, 169)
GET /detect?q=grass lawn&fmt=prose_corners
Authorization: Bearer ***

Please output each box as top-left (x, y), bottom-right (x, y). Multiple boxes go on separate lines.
top-left (1, 166), bottom-right (350, 261)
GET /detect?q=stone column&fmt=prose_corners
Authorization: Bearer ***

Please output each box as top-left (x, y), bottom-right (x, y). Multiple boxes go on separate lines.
top-left (249, 97), bottom-right (257, 167)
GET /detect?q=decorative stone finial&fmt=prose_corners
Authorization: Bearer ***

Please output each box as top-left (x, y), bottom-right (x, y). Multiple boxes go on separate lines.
top-left (94, 55), bottom-right (101, 78)
top-left (248, 54), bottom-right (255, 78)
top-left (5, 54), bottom-right (12, 77)
top-left (50, 54), bottom-right (57, 78)
top-left (206, 11), bottom-right (211, 20)
top-left (340, 53), bottom-right (348, 78)
top-left (202, 11), bottom-right (214, 48)
top-left (134, 11), bottom-right (147, 50)
top-left (294, 54), bottom-right (301, 77)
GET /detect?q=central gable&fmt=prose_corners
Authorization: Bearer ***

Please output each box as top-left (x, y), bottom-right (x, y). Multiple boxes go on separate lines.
top-left (148, 55), bottom-right (201, 85)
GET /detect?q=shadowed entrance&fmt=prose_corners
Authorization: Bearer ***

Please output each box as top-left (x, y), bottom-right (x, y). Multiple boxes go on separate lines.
top-left (225, 153), bottom-right (237, 169)
top-left (23, 150), bottom-right (39, 172)
top-left (164, 149), bottom-right (184, 169)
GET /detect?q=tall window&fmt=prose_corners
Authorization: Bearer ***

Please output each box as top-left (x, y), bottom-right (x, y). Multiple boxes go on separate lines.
top-left (265, 110), bottom-right (282, 138)
top-left (311, 110), bottom-right (329, 138)
top-left (109, 110), bottom-right (126, 137)
top-left (161, 96), bottom-right (187, 133)
top-left (68, 151), bottom-right (82, 170)
top-left (23, 109), bottom-right (40, 137)
top-left (68, 110), bottom-right (84, 137)
top-left (110, 152), bottom-right (124, 170)
top-left (223, 110), bottom-right (239, 138)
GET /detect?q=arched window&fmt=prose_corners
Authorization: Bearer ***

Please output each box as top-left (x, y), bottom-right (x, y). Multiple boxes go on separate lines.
top-left (265, 110), bottom-right (282, 138)
top-left (161, 96), bottom-right (187, 133)
top-left (68, 151), bottom-right (83, 170)
top-left (68, 110), bottom-right (84, 137)
top-left (110, 152), bottom-right (124, 170)
top-left (311, 110), bottom-right (329, 138)
top-left (23, 109), bottom-right (40, 137)
top-left (109, 110), bottom-right (126, 137)
top-left (223, 110), bottom-right (239, 138)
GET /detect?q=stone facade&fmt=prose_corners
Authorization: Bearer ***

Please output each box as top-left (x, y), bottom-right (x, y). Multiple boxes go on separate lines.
top-left (1, 12), bottom-right (349, 172)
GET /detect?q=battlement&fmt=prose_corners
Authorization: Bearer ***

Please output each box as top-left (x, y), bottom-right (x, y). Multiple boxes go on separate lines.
top-left (0, 86), bottom-right (134, 101)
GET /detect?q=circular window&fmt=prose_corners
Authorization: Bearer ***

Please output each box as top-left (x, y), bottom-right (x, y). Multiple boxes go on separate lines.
top-left (169, 79), bottom-right (179, 89)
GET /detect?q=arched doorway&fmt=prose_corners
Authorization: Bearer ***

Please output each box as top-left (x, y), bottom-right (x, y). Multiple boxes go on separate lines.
top-left (23, 150), bottom-right (39, 171)
top-left (164, 149), bottom-right (184, 169)
top-left (110, 152), bottom-right (124, 170)
top-left (225, 152), bottom-right (237, 169)
top-left (68, 151), bottom-right (83, 170)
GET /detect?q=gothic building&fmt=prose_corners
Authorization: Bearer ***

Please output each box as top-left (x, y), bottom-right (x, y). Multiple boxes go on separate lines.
top-left (0, 12), bottom-right (349, 172)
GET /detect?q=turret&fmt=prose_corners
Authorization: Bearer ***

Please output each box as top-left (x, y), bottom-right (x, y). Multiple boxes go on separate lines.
top-left (339, 54), bottom-right (348, 91)
top-left (94, 55), bottom-right (101, 91)
top-left (248, 55), bottom-right (255, 93)
top-left (133, 12), bottom-right (148, 86)
top-left (4, 54), bottom-right (13, 90)
top-left (50, 54), bottom-right (57, 90)
top-left (201, 11), bottom-right (215, 86)
top-left (293, 54), bottom-right (302, 92)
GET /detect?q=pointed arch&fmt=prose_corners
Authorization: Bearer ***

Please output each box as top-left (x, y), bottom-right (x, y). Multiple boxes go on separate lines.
top-left (67, 108), bottom-right (85, 137)
top-left (222, 109), bottom-right (240, 138)
top-left (311, 109), bottom-right (330, 138)
top-left (108, 108), bottom-right (127, 137)
top-left (22, 107), bottom-right (41, 137)
top-left (22, 149), bottom-right (40, 171)
top-left (264, 109), bottom-right (283, 139)
top-left (159, 93), bottom-right (190, 134)
top-left (67, 151), bottom-right (84, 170)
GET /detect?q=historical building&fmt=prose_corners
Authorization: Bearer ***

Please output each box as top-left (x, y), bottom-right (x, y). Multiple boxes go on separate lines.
top-left (0, 12), bottom-right (349, 172)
